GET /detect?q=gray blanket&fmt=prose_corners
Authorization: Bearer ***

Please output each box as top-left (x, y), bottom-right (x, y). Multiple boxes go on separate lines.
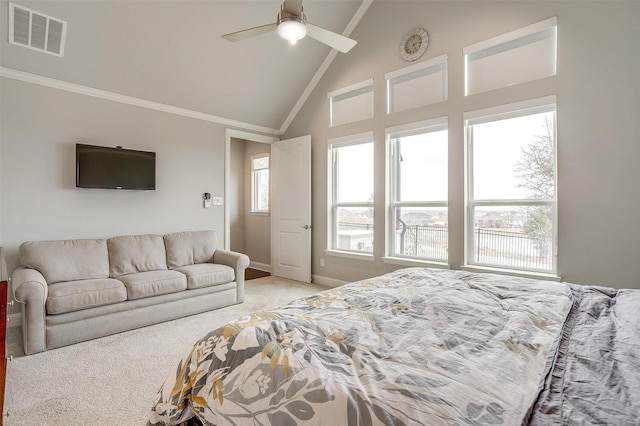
top-left (524, 284), bottom-right (640, 425)
top-left (149, 268), bottom-right (570, 425)
top-left (148, 268), bottom-right (640, 425)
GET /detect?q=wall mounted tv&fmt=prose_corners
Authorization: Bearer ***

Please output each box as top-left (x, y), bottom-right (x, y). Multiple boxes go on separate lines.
top-left (76, 143), bottom-right (156, 190)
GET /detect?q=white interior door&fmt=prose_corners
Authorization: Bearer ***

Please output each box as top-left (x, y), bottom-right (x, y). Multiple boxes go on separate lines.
top-left (271, 135), bottom-right (311, 283)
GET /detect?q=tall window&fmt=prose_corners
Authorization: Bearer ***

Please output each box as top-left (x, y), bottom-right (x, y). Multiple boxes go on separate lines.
top-left (251, 153), bottom-right (269, 213)
top-left (387, 119), bottom-right (448, 262)
top-left (465, 96), bottom-right (557, 272)
top-left (328, 133), bottom-right (374, 254)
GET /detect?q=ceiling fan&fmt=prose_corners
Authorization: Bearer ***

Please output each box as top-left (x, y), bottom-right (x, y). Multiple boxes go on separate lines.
top-left (221, 0), bottom-right (357, 53)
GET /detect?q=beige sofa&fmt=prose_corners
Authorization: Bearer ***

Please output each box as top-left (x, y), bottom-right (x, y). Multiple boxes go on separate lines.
top-left (11, 230), bottom-right (249, 355)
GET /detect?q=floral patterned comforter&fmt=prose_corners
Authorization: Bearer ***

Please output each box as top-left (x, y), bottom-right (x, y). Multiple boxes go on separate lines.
top-left (148, 268), bottom-right (571, 426)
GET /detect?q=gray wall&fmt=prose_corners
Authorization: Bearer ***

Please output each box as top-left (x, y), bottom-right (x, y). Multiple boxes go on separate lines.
top-left (1, 0), bottom-right (638, 300)
top-left (0, 79), bottom-right (230, 313)
top-left (242, 141), bottom-right (271, 268)
top-left (284, 1), bottom-right (640, 289)
top-left (229, 138), bottom-right (246, 254)
top-left (229, 139), bottom-right (272, 269)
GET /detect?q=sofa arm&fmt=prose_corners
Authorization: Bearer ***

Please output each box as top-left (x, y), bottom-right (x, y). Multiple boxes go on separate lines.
top-left (12, 266), bottom-right (48, 355)
top-left (213, 250), bottom-right (250, 303)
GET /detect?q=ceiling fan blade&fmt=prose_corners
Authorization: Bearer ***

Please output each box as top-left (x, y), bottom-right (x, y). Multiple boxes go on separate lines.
top-left (306, 23), bottom-right (357, 53)
top-left (283, 0), bottom-right (303, 15)
top-left (222, 23), bottom-right (278, 42)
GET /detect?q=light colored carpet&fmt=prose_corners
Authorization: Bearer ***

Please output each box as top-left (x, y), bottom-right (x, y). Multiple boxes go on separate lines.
top-left (3, 277), bottom-right (330, 425)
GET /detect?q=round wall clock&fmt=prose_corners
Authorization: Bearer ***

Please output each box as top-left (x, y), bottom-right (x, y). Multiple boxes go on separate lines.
top-left (400, 28), bottom-right (429, 62)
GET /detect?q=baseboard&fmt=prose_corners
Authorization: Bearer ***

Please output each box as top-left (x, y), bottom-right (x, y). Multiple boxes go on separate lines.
top-left (311, 274), bottom-right (349, 288)
top-left (249, 262), bottom-right (271, 273)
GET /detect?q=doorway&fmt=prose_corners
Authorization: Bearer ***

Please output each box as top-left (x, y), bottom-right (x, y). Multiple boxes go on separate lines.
top-left (226, 130), bottom-right (277, 274)
top-left (225, 130), bottom-right (312, 282)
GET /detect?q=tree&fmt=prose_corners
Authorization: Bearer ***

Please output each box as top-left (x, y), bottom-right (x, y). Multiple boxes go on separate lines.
top-left (514, 116), bottom-right (554, 258)
top-left (514, 116), bottom-right (554, 199)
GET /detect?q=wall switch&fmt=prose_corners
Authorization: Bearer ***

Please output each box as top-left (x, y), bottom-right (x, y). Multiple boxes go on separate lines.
top-left (320, 258), bottom-right (325, 267)
top-left (211, 197), bottom-right (224, 206)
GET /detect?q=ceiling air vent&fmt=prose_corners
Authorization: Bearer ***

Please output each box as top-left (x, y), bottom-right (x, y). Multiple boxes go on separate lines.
top-left (8, 2), bottom-right (67, 57)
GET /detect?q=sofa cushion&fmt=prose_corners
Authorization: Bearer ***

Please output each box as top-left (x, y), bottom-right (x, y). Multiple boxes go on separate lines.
top-left (118, 270), bottom-right (187, 300)
top-left (173, 263), bottom-right (235, 289)
top-left (46, 278), bottom-right (127, 315)
top-left (108, 234), bottom-right (167, 277)
top-left (164, 230), bottom-right (217, 269)
top-left (20, 239), bottom-right (109, 284)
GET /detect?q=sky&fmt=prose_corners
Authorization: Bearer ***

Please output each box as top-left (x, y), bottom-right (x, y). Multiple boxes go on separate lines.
top-left (335, 111), bottom-right (553, 204)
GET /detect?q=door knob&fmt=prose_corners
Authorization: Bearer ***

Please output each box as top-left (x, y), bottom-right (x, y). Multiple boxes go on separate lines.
top-left (302, 225), bottom-right (311, 229)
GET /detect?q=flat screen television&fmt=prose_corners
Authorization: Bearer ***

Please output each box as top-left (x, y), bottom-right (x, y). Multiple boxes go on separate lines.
top-left (76, 143), bottom-right (156, 190)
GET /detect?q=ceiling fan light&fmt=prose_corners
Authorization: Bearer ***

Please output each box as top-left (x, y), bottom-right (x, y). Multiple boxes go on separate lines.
top-left (277, 20), bottom-right (306, 43)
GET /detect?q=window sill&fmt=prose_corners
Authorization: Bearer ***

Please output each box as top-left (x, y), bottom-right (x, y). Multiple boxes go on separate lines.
top-left (461, 264), bottom-right (561, 282)
top-left (325, 249), bottom-right (374, 262)
top-left (382, 256), bottom-right (449, 269)
top-left (250, 211), bottom-right (269, 217)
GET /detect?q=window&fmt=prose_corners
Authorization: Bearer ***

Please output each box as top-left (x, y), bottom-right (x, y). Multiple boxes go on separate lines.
top-left (251, 153), bottom-right (269, 213)
top-left (386, 54), bottom-right (448, 114)
top-left (328, 133), bottom-right (374, 255)
top-left (328, 79), bottom-right (374, 127)
top-left (464, 17), bottom-right (557, 96)
top-left (465, 96), bottom-right (557, 272)
top-left (386, 118), bottom-right (448, 262)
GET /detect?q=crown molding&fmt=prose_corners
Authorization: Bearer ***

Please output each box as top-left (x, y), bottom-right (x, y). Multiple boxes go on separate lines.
top-left (0, 66), bottom-right (281, 136)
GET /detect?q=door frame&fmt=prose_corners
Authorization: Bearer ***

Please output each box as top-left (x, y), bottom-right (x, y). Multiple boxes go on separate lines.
top-left (224, 129), bottom-right (278, 250)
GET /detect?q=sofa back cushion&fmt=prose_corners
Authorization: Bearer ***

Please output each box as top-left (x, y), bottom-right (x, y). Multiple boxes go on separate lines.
top-left (20, 239), bottom-right (110, 284)
top-left (107, 234), bottom-right (167, 277)
top-left (164, 230), bottom-right (218, 269)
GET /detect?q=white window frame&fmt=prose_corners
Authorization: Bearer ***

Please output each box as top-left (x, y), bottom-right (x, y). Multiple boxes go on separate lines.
top-left (250, 153), bottom-right (270, 214)
top-left (328, 79), bottom-right (374, 127)
top-left (327, 132), bottom-right (375, 259)
top-left (464, 96), bottom-right (558, 274)
top-left (464, 17), bottom-right (557, 96)
top-left (385, 54), bottom-right (448, 114)
top-left (384, 117), bottom-right (449, 266)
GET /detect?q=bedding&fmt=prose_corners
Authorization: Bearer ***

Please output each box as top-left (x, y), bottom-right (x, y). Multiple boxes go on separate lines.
top-left (148, 268), bottom-right (640, 425)
top-left (524, 283), bottom-right (640, 425)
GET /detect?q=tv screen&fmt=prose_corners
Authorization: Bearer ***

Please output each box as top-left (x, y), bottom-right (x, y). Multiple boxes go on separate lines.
top-left (76, 144), bottom-right (156, 190)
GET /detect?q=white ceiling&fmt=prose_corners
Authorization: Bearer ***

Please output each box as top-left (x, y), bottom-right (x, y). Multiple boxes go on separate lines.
top-left (0, 0), bottom-right (369, 134)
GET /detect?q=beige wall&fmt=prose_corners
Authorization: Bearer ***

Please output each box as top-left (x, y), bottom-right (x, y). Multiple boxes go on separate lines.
top-left (0, 79), bottom-right (231, 313)
top-left (229, 139), bottom-right (272, 268)
top-left (229, 138), bottom-right (245, 254)
top-left (284, 1), bottom-right (640, 289)
top-left (1, 0), bottom-right (638, 301)
top-left (242, 141), bottom-right (271, 268)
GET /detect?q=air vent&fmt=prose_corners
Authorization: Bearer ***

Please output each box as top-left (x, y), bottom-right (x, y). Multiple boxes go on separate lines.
top-left (8, 2), bottom-right (67, 57)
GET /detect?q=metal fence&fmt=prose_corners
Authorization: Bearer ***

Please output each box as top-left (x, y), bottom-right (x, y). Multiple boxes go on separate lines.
top-left (339, 222), bottom-right (374, 231)
top-left (396, 225), bottom-right (448, 260)
top-left (339, 222), bottom-right (552, 270)
top-left (474, 228), bottom-right (552, 270)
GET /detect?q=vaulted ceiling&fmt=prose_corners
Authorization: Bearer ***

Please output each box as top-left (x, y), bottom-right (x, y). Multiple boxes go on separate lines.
top-left (0, 0), bottom-right (369, 135)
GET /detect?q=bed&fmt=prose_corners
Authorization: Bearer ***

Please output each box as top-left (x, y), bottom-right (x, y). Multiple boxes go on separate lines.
top-left (148, 268), bottom-right (640, 425)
